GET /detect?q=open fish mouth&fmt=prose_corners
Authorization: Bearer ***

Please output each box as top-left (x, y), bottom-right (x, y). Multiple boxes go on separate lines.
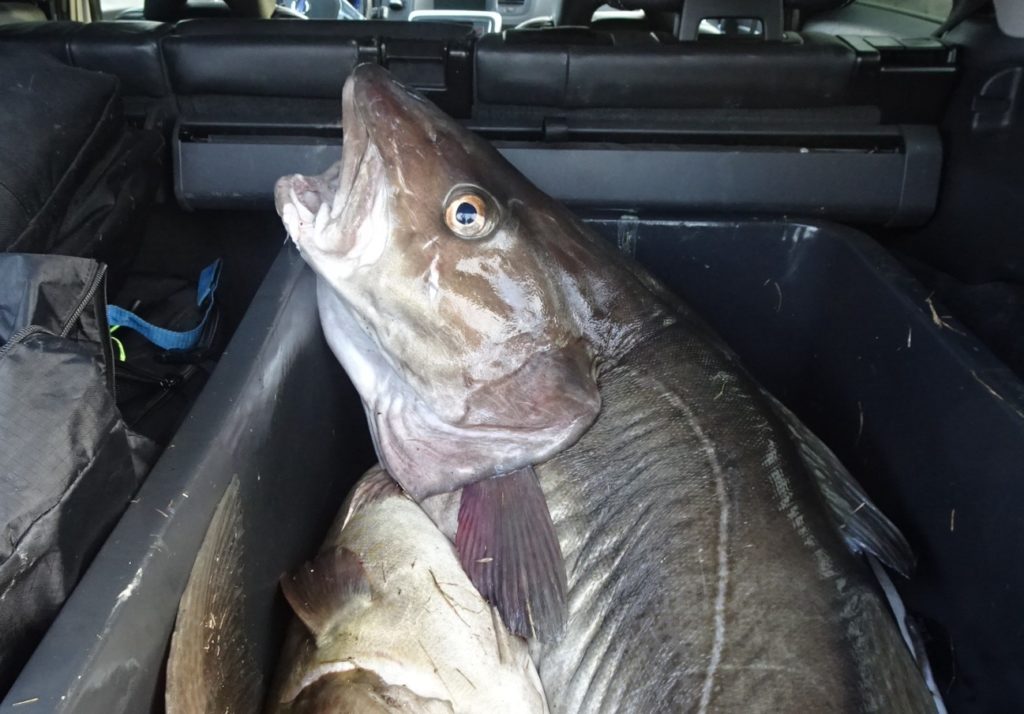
top-left (274, 68), bottom-right (381, 262)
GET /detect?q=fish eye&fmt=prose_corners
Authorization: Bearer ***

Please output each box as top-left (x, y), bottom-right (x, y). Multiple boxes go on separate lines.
top-left (444, 189), bottom-right (494, 239)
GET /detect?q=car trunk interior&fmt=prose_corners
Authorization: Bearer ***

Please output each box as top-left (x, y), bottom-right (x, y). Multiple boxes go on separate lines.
top-left (1, 1), bottom-right (1022, 712)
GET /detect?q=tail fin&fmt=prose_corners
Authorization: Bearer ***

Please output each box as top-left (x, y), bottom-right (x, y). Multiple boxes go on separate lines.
top-left (166, 477), bottom-right (263, 714)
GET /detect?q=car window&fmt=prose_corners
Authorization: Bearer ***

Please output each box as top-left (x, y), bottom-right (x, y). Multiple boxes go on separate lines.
top-left (100, 0), bottom-right (139, 18)
top-left (860, 0), bottom-right (952, 21)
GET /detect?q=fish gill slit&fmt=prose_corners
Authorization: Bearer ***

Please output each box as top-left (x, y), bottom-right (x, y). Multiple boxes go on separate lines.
top-left (663, 390), bottom-right (730, 714)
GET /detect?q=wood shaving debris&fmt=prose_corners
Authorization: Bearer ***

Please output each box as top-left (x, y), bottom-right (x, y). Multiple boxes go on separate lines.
top-left (971, 370), bottom-right (1024, 420)
top-left (926, 295), bottom-right (966, 336)
top-left (771, 281), bottom-right (783, 313)
top-left (950, 509), bottom-right (956, 533)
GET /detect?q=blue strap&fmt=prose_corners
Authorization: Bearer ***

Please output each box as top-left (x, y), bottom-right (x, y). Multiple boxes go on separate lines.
top-left (106, 259), bottom-right (222, 351)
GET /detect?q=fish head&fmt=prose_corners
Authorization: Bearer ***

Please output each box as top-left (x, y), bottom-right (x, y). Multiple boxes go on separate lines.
top-left (277, 668), bottom-right (455, 714)
top-left (277, 65), bottom-right (606, 496)
top-left (272, 468), bottom-right (549, 713)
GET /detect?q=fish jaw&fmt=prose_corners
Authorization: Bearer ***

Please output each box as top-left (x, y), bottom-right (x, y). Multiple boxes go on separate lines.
top-left (316, 277), bottom-right (598, 499)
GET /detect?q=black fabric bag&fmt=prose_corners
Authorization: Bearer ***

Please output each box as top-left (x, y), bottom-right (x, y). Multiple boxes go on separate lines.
top-left (0, 254), bottom-right (151, 693)
top-left (0, 48), bottom-right (162, 275)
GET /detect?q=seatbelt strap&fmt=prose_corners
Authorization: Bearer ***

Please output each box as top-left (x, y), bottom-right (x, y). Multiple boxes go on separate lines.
top-left (106, 259), bottom-right (222, 352)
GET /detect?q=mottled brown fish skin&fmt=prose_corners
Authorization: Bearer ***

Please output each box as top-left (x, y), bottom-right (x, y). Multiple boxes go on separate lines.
top-left (278, 65), bottom-right (938, 713)
top-left (525, 324), bottom-right (935, 713)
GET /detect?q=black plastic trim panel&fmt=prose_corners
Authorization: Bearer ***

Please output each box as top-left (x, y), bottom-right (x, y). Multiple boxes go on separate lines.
top-left (173, 124), bottom-right (941, 226)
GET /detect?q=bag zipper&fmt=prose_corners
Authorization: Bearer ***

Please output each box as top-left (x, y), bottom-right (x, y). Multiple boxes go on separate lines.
top-left (0, 325), bottom-right (48, 361)
top-left (0, 263), bottom-right (115, 396)
top-left (59, 263), bottom-right (107, 338)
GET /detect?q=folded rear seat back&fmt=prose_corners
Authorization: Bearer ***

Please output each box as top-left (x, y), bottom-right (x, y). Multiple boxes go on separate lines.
top-left (475, 30), bottom-right (860, 110)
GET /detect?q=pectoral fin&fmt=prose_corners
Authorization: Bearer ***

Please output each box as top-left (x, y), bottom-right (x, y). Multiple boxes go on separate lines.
top-left (281, 546), bottom-right (372, 641)
top-left (456, 466), bottom-right (567, 642)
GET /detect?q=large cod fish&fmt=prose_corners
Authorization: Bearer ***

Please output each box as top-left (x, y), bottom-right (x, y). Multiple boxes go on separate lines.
top-left (276, 64), bottom-right (939, 711)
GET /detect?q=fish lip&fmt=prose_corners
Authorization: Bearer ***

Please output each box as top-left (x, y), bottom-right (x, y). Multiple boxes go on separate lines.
top-left (279, 68), bottom-right (379, 260)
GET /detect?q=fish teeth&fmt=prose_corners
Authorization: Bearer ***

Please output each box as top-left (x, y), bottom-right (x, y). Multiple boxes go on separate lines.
top-left (290, 188), bottom-right (315, 223)
top-left (314, 203), bottom-right (330, 246)
top-left (281, 204), bottom-right (301, 243)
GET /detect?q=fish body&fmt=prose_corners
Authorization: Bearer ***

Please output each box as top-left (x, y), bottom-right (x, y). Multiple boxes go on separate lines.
top-left (276, 65), bottom-right (938, 711)
top-left (268, 467), bottom-right (549, 714)
top-left (524, 327), bottom-right (934, 712)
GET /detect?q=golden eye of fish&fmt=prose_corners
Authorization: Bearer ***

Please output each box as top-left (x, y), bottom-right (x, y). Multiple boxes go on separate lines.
top-left (444, 191), bottom-right (492, 239)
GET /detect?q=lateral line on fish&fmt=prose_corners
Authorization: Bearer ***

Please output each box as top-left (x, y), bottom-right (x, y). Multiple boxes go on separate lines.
top-left (659, 388), bottom-right (730, 714)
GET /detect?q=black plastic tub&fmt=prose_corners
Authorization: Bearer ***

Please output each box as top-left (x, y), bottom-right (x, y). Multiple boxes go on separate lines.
top-left (4, 217), bottom-right (1022, 713)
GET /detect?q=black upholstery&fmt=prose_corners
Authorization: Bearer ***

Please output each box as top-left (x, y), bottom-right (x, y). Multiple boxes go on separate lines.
top-left (475, 29), bottom-right (858, 108)
top-left (0, 19), bottom-right (476, 102)
top-left (166, 16), bottom-right (473, 38)
top-left (0, 18), bottom-right (951, 123)
top-left (0, 21), bottom-right (170, 96)
top-left (162, 19), bottom-right (471, 98)
top-left (0, 20), bottom-right (78, 61)
top-left (72, 22), bottom-right (172, 96)
top-left (163, 20), bottom-right (360, 96)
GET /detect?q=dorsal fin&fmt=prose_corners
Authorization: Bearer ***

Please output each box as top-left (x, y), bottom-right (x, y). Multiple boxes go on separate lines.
top-left (339, 466), bottom-right (405, 530)
top-left (768, 394), bottom-right (915, 577)
top-left (280, 546), bottom-right (372, 639)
